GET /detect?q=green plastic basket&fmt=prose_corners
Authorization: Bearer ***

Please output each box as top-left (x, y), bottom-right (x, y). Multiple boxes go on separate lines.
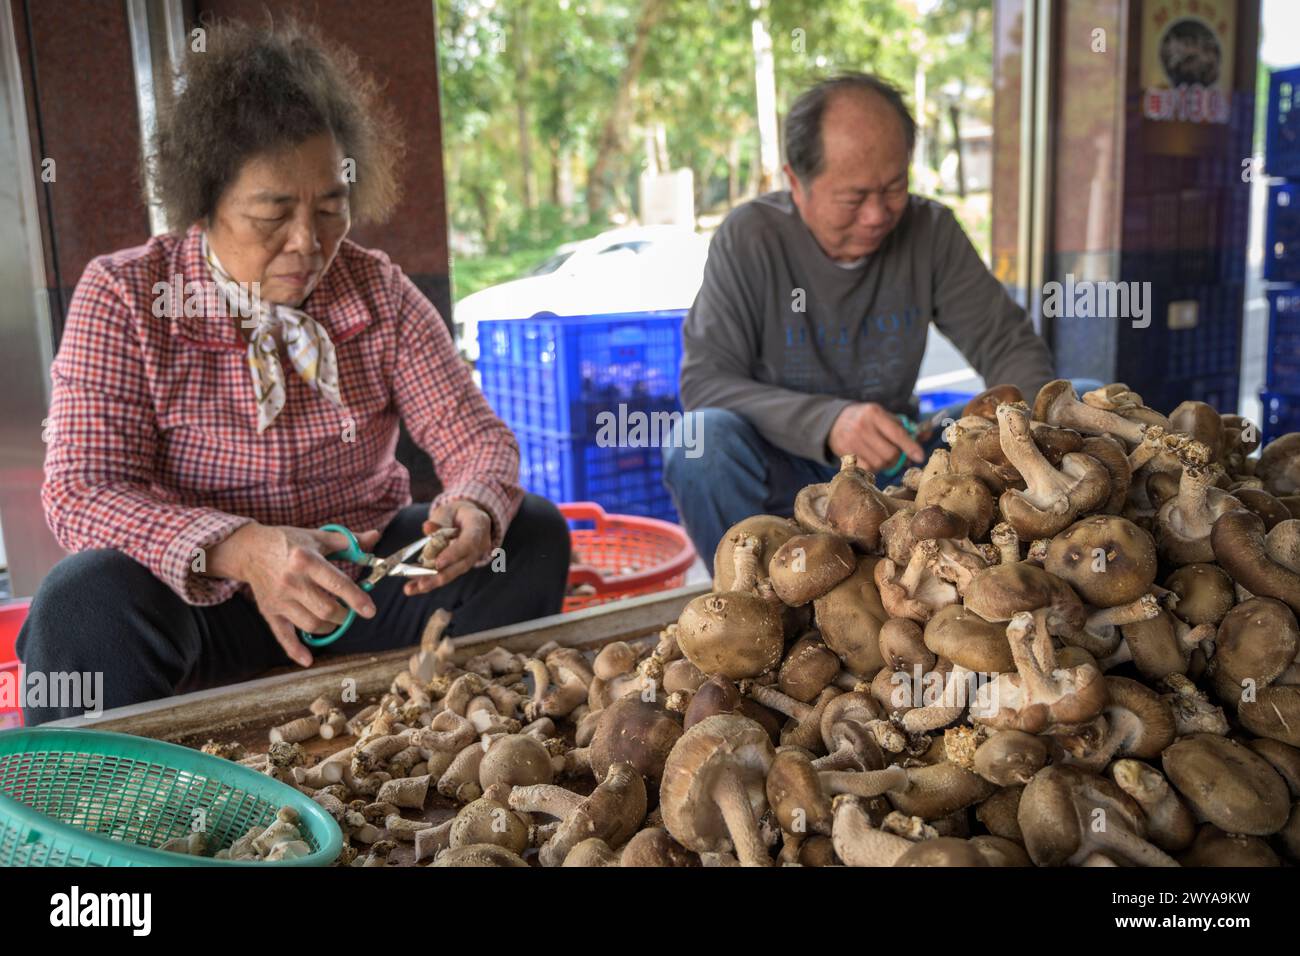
top-left (0, 728), bottom-right (342, 866)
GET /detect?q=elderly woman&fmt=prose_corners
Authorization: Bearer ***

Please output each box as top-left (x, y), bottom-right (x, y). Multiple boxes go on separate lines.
top-left (17, 22), bottom-right (570, 725)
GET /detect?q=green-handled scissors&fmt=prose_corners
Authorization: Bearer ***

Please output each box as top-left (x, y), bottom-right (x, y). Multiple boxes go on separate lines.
top-left (297, 523), bottom-right (441, 649)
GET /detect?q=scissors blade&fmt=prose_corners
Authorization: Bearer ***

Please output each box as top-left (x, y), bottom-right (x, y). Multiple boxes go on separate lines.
top-left (365, 536), bottom-right (438, 584)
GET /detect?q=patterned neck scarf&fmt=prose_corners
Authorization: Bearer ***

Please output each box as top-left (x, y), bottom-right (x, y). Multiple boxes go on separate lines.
top-left (202, 234), bottom-right (344, 433)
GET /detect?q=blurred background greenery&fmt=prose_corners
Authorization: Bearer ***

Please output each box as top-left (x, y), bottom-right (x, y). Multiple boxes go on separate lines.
top-left (437, 0), bottom-right (994, 299)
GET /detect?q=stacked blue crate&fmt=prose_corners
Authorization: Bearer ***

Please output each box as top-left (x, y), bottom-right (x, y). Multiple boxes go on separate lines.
top-left (477, 311), bottom-right (685, 522)
top-left (1262, 66), bottom-right (1300, 443)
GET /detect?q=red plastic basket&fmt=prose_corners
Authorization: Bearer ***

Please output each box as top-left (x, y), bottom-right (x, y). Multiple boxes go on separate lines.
top-left (0, 599), bottom-right (31, 729)
top-left (561, 502), bottom-right (696, 612)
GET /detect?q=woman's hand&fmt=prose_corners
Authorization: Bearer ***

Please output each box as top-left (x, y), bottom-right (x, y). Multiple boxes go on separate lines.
top-left (828, 402), bottom-right (926, 473)
top-left (207, 523), bottom-right (379, 667)
top-left (403, 499), bottom-right (494, 595)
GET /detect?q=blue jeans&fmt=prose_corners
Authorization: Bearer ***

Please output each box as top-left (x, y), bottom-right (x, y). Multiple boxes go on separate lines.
top-left (663, 379), bottom-right (1104, 566)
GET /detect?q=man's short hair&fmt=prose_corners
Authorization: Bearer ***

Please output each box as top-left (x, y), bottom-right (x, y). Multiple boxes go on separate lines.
top-left (785, 73), bottom-right (917, 187)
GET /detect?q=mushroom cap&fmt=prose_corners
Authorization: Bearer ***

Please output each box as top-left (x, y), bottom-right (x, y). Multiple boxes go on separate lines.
top-left (909, 505), bottom-right (971, 543)
top-left (793, 481), bottom-right (835, 534)
top-left (659, 714), bottom-right (775, 854)
top-left (1170, 400), bottom-right (1225, 463)
top-left (431, 844), bottom-right (529, 867)
top-left (765, 748), bottom-right (833, 835)
top-left (1256, 432), bottom-right (1300, 496)
top-left (1017, 764), bottom-right (1144, 866)
top-left (1268, 519), bottom-right (1300, 573)
top-left (479, 733), bottom-right (554, 790)
top-left (813, 556), bottom-right (888, 675)
top-left (916, 475), bottom-right (995, 541)
top-left (818, 692), bottom-right (885, 753)
top-left (676, 590), bottom-right (785, 680)
top-left (1177, 824), bottom-right (1281, 867)
top-left (1247, 738), bottom-right (1300, 796)
top-left (712, 515), bottom-right (800, 590)
top-left (963, 384), bottom-right (1025, 421)
top-left (825, 456), bottom-right (894, 549)
top-left (1080, 435), bottom-right (1133, 513)
top-left (683, 675), bottom-right (741, 731)
top-left (561, 838), bottom-right (620, 867)
top-left (795, 833), bottom-right (840, 866)
top-left (1238, 685), bottom-right (1300, 748)
top-left (878, 617), bottom-right (933, 672)
top-left (962, 562), bottom-right (1084, 626)
top-left (768, 533), bottom-right (857, 606)
top-left (1235, 488), bottom-right (1293, 530)
top-left (662, 657), bottom-right (707, 696)
top-left (1102, 676), bottom-right (1176, 759)
top-left (778, 633), bottom-right (842, 703)
top-left (1211, 509), bottom-right (1300, 616)
top-left (588, 696), bottom-right (683, 786)
top-left (893, 836), bottom-right (989, 867)
top-left (969, 834), bottom-right (1032, 867)
top-left (1162, 733), bottom-right (1291, 836)
top-left (975, 785), bottom-right (1024, 843)
top-left (972, 730), bottom-right (1048, 786)
top-left (886, 739), bottom-right (995, 819)
top-left (1043, 516), bottom-right (1157, 608)
top-left (448, 797), bottom-right (529, 855)
top-left (618, 827), bottom-right (699, 867)
top-left (540, 761), bottom-right (648, 867)
top-left (923, 604), bottom-right (1016, 672)
top-left (1165, 563), bottom-right (1236, 627)
top-left (1211, 597), bottom-right (1300, 705)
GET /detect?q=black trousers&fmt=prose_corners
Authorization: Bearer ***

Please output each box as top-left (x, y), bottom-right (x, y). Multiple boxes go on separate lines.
top-left (16, 494), bottom-right (571, 725)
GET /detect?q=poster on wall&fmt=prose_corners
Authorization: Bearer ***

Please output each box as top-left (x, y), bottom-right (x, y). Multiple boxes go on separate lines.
top-left (1141, 0), bottom-right (1236, 124)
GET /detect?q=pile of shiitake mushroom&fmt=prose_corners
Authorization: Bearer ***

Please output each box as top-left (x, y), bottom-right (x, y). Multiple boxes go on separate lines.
top-left (216, 380), bottom-right (1300, 866)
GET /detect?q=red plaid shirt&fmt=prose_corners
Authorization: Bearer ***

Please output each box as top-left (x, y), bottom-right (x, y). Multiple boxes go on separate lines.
top-left (42, 224), bottom-right (522, 606)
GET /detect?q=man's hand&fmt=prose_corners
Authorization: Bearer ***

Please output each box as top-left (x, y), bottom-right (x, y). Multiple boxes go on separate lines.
top-left (403, 499), bottom-right (494, 595)
top-left (828, 402), bottom-right (926, 473)
top-left (207, 523), bottom-right (380, 667)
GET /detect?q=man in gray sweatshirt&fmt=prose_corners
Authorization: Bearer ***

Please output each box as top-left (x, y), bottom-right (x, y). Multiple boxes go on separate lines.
top-left (664, 73), bottom-right (1056, 563)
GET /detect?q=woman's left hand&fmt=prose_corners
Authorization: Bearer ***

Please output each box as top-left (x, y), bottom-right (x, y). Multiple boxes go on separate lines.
top-left (404, 499), bottom-right (494, 593)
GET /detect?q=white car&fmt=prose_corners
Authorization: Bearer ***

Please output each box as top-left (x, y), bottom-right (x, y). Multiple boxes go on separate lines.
top-left (452, 225), bottom-right (711, 363)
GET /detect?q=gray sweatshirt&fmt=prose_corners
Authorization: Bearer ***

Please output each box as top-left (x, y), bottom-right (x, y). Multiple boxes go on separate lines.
top-left (679, 191), bottom-right (1055, 464)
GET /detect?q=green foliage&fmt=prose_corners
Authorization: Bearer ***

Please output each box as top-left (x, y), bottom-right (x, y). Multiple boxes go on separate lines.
top-left (436, 0), bottom-right (995, 294)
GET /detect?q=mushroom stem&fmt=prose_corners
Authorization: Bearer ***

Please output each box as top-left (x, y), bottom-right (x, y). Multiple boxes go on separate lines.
top-left (1087, 593), bottom-right (1162, 631)
top-left (710, 771), bottom-right (773, 867)
top-left (998, 404), bottom-right (1072, 509)
top-left (731, 534), bottom-right (762, 594)
top-left (819, 765), bottom-right (909, 798)
top-left (1126, 427), bottom-right (1166, 472)
top-left (745, 683), bottom-right (810, 721)
top-left (991, 522), bottom-right (1020, 565)
top-left (507, 783), bottom-right (585, 821)
top-left (831, 796), bottom-right (914, 866)
top-left (1087, 823), bottom-right (1181, 867)
top-left (1037, 381), bottom-right (1148, 445)
top-left (897, 543), bottom-right (934, 594)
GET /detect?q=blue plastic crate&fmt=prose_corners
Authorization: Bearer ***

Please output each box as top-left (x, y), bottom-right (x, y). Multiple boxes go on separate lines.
top-left (478, 311), bottom-right (684, 438)
top-left (478, 311), bottom-right (685, 523)
top-left (1264, 183), bottom-right (1300, 283)
top-left (1260, 391), bottom-right (1300, 445)
top-left (1266, 286), bottom-right (1300, 392)
top-left (515, 427), bottom-right (678, 523)
top-left (1266, 66), bottom-right (1300, 179)
top-left (917, 390), bottom-right (976, 418)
